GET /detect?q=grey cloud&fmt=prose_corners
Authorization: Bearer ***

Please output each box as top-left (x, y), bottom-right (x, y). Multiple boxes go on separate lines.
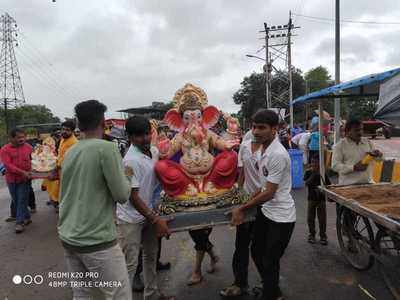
top-left (313, 35), bottom-right (374, 62)
top-left (2, 0), bottom-right (400, 119)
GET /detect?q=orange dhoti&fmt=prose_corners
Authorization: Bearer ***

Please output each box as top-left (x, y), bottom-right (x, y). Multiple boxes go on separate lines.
top-left (155, 151), bottom-right (238, 197)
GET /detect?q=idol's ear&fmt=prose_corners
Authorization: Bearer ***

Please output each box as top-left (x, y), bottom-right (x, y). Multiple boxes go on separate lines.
top-left (202, 106), bottom-right (220, 129)
top-left (164, 109), bottom-right (184, 132)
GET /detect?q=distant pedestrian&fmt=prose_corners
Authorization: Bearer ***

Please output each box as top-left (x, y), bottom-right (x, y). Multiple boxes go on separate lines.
top-left (278, 121), bottom-right (290, 149)
top-left (1, 128), bottom-right (33, 233)
top-left (308, 124), bottom-right (320, 163)
top-left (304, 156), bottom-right (330, 245)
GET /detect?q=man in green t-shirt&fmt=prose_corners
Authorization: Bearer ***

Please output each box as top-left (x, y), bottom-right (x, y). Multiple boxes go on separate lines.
top-left (58, 100), bottom-right (132, 299)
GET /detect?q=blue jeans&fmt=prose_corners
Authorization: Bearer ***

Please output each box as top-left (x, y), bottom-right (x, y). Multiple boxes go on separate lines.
top-left (8, 182), bottom-right (31, 224)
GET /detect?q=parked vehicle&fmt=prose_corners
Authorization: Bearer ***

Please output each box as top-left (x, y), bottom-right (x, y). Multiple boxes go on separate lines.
top-left (362, 120), bottom-right (391, 139)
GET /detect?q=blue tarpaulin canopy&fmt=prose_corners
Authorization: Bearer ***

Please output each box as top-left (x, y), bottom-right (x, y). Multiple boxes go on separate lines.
top-left (292, 67), bottom-right (400, 106)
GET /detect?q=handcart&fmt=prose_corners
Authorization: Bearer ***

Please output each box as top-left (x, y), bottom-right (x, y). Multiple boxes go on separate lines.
top-left (321, 183), bottom-right (400, 299)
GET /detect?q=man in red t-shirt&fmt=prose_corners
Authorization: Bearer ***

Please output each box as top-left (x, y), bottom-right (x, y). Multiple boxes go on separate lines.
top-left (1, 128), bottom-right (33, 233)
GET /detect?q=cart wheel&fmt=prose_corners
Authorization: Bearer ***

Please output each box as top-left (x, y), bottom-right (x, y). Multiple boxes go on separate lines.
top-left (336, 207), bottom-right (375, 270)
top-left (375, 229), bottom-right (400, 299)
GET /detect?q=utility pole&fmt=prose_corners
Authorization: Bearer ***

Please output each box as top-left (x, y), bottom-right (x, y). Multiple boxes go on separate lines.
top-left (288, 11), bottom-right (294, 128)
top-left (263, 23), bottom-right (270, 108)
top-left (258, 15), bottom-right (299, 124)
top-left (334, 0), bottom-right (341, 143)
top-left (0, 13), bottom-right (25, 135)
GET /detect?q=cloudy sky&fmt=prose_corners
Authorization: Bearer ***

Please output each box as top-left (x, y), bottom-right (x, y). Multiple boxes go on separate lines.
top-left (2, 0), bottom-right (400, 119)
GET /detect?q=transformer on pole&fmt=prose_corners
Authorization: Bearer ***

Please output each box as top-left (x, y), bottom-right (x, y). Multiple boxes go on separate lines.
top-left (259, 12), bottom-right (300, 126)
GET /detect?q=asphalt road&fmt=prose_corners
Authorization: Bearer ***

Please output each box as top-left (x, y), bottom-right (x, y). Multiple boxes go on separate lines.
top-left (0, 138), bottom-right (398, 300)
top-left (0, 184), bottom-right (395, 300)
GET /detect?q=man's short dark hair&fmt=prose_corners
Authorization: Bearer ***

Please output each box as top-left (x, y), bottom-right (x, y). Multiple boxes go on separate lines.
top-left (125, 115), bottom-right (151, 137)
top-left (252, 109), bottom-right (279, 127)
top-left (61, 119), bottom-right (76, 131)
top-left (9, 128), bottom-right (25, 138)
top-left (74, 100), bottom-right (107, 131)
top-left (345, 118), bottom-right (362, 132)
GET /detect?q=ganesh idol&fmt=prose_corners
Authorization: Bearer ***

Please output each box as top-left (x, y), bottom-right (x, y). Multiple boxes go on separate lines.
top-left (155, 83), bottom-right (239, 200)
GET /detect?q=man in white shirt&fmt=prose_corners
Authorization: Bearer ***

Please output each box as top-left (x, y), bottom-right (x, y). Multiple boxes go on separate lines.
top-left (298, 130), bottom-right (311, 165)
top-left (242, 130), bottom-right (254, 143)
top-left (220, 138), bottom-right (261, 297)
top-left (332, 119), bottom-right (382, 185)
top-left (231, 109), bottom-right (296, 300)
top-left (117, 116), bottom-right (175, 300)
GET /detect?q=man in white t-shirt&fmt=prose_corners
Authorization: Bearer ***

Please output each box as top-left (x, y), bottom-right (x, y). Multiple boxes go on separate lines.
top-left (117, 116), bottom-right (175, 300)
top-left (298, 130), bottom-right (311, 164)
top-left (220, 138), bottom-right (261, 297)
top-left (231, 109), bottom-right (296, 300)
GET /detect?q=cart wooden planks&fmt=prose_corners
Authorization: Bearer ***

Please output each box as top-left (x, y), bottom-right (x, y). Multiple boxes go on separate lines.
top-left (320, 183), bottom-right (400, 299)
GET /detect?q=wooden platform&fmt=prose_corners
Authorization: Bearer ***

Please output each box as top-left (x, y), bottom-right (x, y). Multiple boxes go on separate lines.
top-left (160, 205), bottom-right (257, 233)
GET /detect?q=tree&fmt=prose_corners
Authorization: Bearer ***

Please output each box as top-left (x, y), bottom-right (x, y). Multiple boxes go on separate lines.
top-left (303, 66), bottom-right (335, 121)
top-left (4, 104), bottom-right (60, 126)
top-left (304, 66), bottom-right (333, 92)
top-left (345, 96), bottom-right (378, 120)
top-left (233, 72), bottom-right (265, 128)
top-left (0, 104), bottom-right (60, 144)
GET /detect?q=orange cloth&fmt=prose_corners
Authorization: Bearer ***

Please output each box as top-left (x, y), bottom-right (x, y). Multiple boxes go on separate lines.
top-left (50, 135), bottom-right (78, 202)
top-left (57, 135), bottom-right (78, 168)
top-left (42, 179), bottom-right (59, 201)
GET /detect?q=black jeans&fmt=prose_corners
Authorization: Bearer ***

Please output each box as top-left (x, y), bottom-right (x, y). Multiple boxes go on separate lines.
top-left (308, 150), bottom-right (319, 163)
top-left (189, 228), bottom-right (213, 252)
top-left (251, 210), bottom-right (295, 300)
top-left (232, 221), bottom-right (254, 288)
top-left (307, 200), bottom-right (327, 238)
top-left (28, 181), bottom-right (36, 210)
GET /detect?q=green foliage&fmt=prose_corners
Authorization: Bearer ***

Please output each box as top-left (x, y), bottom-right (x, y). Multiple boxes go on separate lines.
top-left (302, 66), bottom-right (335, 121)
top-left (233, 72), bottom-right (265, 127)
top-left (345, 96), bottom-right (378, 120)
top-left (1, 104), bottom-right (60, 127)
top-left (0, 104), bottom-right (60, 144)
top-left (304, 66), bottom-right (333, 92)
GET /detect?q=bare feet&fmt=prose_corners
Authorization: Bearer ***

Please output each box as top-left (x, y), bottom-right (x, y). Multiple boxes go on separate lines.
top-left (187, 272), bottom-right (203, 286)
top-left (207, 255), bottom-right (219, 274)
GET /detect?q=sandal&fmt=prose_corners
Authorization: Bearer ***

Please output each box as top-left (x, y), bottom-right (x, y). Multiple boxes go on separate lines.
top-left (220, 285), bottom-right (244, 297)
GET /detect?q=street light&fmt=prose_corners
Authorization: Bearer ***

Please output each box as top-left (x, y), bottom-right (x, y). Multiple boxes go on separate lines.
top-left (246, 54), bottom-right (266, 62)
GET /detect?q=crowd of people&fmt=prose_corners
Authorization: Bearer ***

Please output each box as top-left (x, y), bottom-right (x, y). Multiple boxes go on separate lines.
top-left (0, 99), bottom-right (383, 300)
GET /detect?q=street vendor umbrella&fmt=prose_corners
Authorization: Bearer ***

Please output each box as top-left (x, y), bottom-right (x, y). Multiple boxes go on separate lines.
top-left (375, 73), bottom-right (400, 127)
